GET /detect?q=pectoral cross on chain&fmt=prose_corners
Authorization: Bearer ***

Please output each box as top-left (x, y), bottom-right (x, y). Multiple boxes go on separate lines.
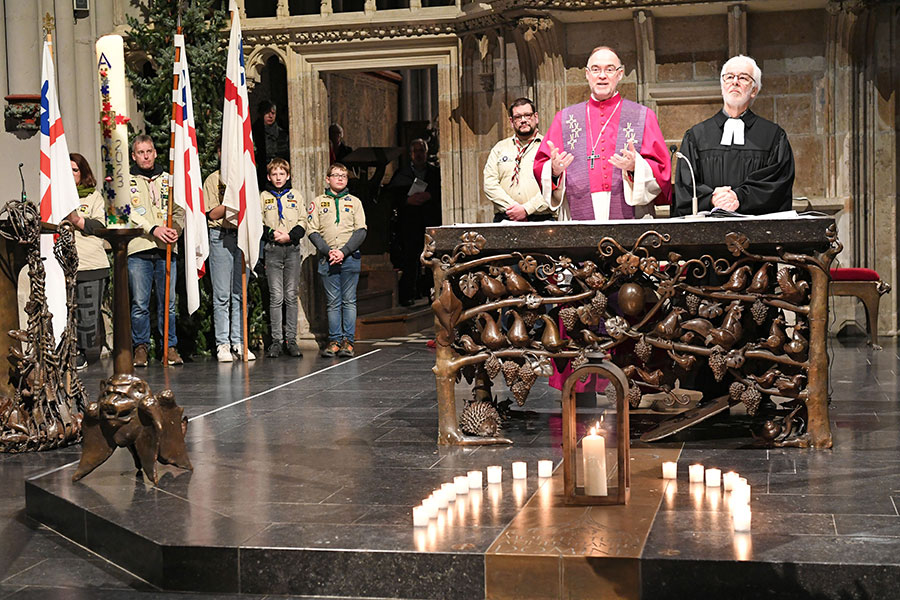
top-left (588, 151), bottom-right (602, 169)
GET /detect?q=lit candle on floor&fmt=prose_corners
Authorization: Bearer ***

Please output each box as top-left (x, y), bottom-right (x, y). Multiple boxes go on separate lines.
top-left (583, 421), bottom-right (608, 496)
top-left (512, 461), bottom-right (527, 479)
top-left (538, 460), bottom-right (554, 478)
top-left (412, 505), bottom-right (428, 527)
top-left (732, 483), bottom-right (751, 507)
top-left (705, 468), bottom-right (721, 487)
top-left (487, 465), bottom-right (502, 484)
top-left (733, 504), bottom-right (752, 532)
top-left (662, 461), bottom-right (677, 479)
top-left (454, 475), bottom-right (469, 494)
top-left (441, 482), bottom-right (456, 501)
top-left (433, 488), bottom-right (448, 509)
top-left (467, 470), bottom-right (483, 488)
top-left (723, 471), bottom-right (739, 491)
top-left (423, 496), bottom-right (438, 519)
top-left (689, 464), bottom-right (704, 483)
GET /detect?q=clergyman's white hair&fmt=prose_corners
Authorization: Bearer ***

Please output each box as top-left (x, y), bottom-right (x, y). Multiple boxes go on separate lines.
top-left (721, 55), bottom-right (762, 94)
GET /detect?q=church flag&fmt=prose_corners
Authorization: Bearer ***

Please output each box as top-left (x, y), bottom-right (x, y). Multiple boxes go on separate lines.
top-left (171, 33), bottom-right (209, 315)
top-left (39, 40), bottom-right (80, 345)
top-left (221, 0), bottom-right (261, 270)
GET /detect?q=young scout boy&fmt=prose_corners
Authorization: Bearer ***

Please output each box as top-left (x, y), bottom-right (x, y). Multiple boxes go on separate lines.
top-left (307, 163), bottom-right (367, 358)
top-left (260, 158), bottom-right (305, 359)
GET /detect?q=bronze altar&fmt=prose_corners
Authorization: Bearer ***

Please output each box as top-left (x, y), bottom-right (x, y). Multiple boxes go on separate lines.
top-left (424, 216), bottom-right (840, 450)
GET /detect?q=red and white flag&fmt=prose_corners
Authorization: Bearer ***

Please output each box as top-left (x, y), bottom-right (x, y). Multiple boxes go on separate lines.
top-left (171, 34), bottom-right (209, 315)
top-left (39, 40), bottom-right (81, 345)
top-left (221, 0), bottom-right (261, 269)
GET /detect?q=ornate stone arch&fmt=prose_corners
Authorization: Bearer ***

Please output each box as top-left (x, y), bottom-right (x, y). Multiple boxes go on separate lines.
top-left (245, 45), bottom-right (288, 90)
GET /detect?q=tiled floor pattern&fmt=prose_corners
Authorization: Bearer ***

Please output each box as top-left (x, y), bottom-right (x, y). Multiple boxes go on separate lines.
top-left (5, 337), bottom-right (900, 598)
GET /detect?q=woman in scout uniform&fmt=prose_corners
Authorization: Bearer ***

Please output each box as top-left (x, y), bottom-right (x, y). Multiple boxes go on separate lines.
top-left (67, 153), bottom-right (110, 370)
top-left (308, 163), bottom-right (367, 358)
top-left (260, 158), bottom-right (305, 359)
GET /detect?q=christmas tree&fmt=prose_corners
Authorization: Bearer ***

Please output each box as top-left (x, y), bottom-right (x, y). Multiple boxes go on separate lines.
top-left (126, 0), bottom-right (226, 176)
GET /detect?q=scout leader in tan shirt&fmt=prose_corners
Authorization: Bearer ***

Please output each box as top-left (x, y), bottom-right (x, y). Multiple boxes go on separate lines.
top-left (127, 138), bottom-right (184, 256)
top-left (483, 97), bottom-right (555, 222)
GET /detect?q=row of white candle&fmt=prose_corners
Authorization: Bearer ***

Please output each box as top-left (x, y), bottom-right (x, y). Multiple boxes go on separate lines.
top-left (413, 460), bottom-right (556, 527)
top-left (662, 462), bottom-right (752, 532)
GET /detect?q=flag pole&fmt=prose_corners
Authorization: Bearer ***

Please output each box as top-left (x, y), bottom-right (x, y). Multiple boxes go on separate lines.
top-left (231, 5), bottom-right (250, 364)
top-left (163, 7), bottom-right (183, 367)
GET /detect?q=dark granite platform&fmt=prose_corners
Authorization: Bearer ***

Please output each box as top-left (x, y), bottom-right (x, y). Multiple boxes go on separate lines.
top-left (5, 334), bottom-right (900, 599)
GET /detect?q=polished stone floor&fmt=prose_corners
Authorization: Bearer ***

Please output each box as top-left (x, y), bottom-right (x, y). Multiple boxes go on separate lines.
top-left (3, 334), bottom-right (900, 599)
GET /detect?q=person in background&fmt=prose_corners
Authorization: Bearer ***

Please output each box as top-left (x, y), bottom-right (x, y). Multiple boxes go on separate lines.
top-left (386, 138), bottom-right (441, 306)
top-left (329, 123), bottom-right (353, 164)
top-left (260, 158), bottom-right (305, 359)
top-left (308, 163), bottom-right (367, 358)
top-left (252, 100), bottom-right (289, 188)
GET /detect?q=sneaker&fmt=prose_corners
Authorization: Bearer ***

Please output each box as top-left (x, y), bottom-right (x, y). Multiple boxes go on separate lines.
top-left (285, 340), bottom-right (303, 357)
top-left (232, 344), bottom-right (256, 361)
top-left (321, 341), bottom-right (340, 358)
top-left (167, 346), bottom-right (184, 366)
top-left (266, 342), bottom-right (283, 358)
top-left (217, 344), bottom-right (234, 363)
top-left (133, 344), bottom-right (149, 367)
top-left (75, 350), bottom-right (88, 371)
top-left (337, 339), bottom-right (354, 358)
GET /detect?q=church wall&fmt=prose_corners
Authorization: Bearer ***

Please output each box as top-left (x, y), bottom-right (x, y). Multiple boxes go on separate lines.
top-left (325, 71), bottom-right (399, 151)
top-left (748, 9), bottom-right (827, 200)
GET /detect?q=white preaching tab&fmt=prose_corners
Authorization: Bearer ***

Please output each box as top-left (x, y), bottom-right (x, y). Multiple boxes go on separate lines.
top-left (720, 118), bottom-right (745, 146)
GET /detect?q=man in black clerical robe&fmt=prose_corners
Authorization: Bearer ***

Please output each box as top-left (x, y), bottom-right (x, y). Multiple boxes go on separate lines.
top-left (673, 55), bottom-right (794, 216)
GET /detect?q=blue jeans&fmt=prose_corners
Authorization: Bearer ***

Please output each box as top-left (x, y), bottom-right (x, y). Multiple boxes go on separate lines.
top-left (265, 243), bottom-right (300, 343)
top-left (128, 251), bottom-right (177, 348)
top-left (208, 228), bottom-right (243, 346)
top-left (318, 251), bottom-right (361, 343)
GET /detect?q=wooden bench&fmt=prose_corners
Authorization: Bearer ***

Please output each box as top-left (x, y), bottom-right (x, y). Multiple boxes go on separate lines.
top-left (830, 268), bottom-right (891, 348)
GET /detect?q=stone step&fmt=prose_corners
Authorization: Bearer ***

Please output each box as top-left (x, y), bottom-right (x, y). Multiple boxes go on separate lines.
top-left (355, 299), bottom-right (433, 339)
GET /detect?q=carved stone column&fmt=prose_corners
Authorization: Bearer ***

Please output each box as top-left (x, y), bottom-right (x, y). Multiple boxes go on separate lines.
top-left (512, 16), bottom-right (564, 124)
top-left (727, 4), bottom-right (747, 57)
top-left (286, 45), bottom-right (329, 349)
top-left (633, 10), bottom-right (656, 108)
top-left (277, 0), bottom-right (289, 18)
top-left (830, 0), bottom-right (900, 336)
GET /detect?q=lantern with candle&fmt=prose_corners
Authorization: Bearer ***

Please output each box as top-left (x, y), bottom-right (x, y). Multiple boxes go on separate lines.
top-left (561, 360), bottom-right (630, 505)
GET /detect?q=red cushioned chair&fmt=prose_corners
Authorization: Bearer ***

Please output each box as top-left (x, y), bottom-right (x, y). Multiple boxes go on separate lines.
top-left (830, 267), bottom-right (891, 347)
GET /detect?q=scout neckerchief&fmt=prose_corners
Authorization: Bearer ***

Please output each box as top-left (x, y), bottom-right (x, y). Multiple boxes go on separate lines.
top-left (325, 187), bottom-right (350, 224)
top-left (77, 185), bottom-right (95, 199)
top-left (267, 185), bottom-right (291, 221)
top-left (512, 132), bottom-right (538, 185)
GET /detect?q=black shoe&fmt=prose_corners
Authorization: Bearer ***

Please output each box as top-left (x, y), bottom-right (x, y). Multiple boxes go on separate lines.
top-left (285, 340), bottom-right (303, 357)
top-left (75, 351), bottom-right (88, 371)
top-left (400, 298), bottom-right (414, 307)
top-left (266, 342), bottom-right (283, 358)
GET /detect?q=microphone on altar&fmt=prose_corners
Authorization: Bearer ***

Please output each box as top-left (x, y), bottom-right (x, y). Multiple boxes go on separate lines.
top-left (670, 145), bottom-right (698, 216)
